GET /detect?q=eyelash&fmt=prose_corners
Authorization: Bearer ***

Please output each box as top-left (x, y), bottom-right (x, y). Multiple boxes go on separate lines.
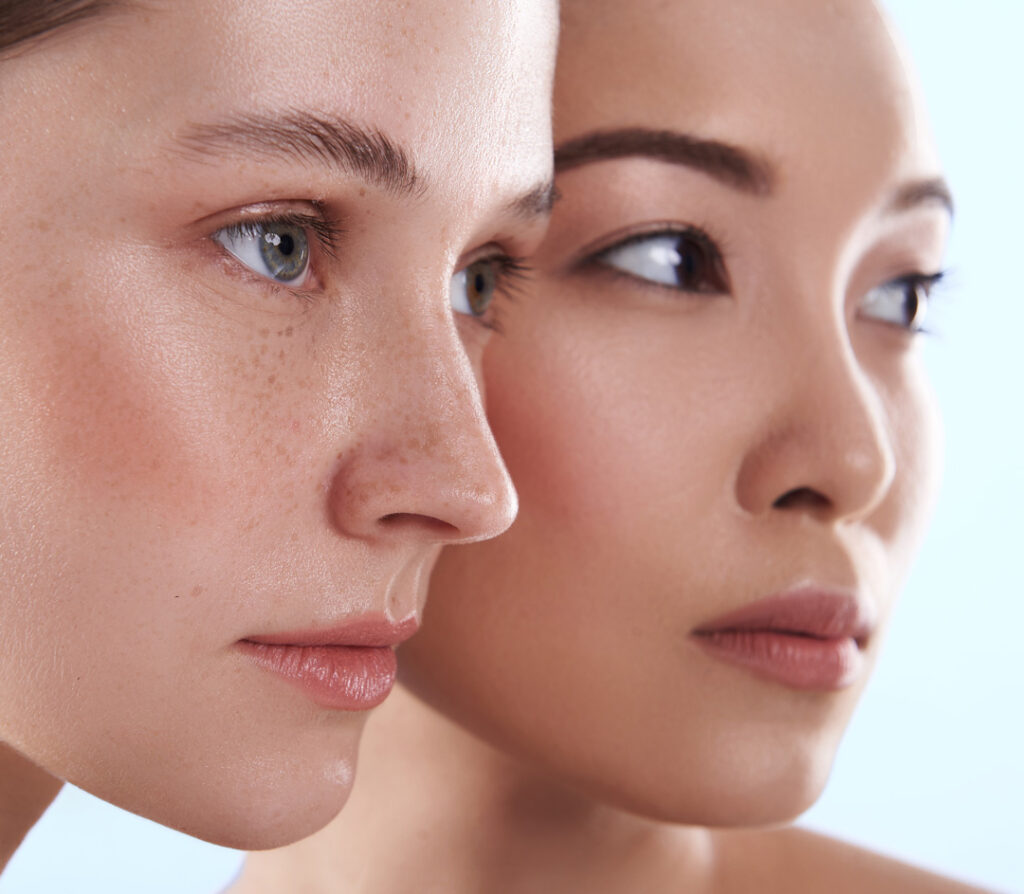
top-left (577, 225), bottom-right (946, 336)
top-left (580, 224), bottom-right (731, 295)
top-left (212, 207), bottom-right (343, 297)
top-left (212, 208), bottom-right (532, 327)
top-left (477, 253), bottom-right (532, 333)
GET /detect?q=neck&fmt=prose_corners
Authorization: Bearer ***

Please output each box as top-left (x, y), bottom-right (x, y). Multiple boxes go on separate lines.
top-left (234, 685), bottom-right (713, 894)
top-left (0, 742), bottom-right (62, 875)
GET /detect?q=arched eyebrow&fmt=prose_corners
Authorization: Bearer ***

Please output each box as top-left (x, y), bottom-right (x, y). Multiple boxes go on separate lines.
top-left (554, 127), bottom-right (774, 195)
top-left (170, 111), bottom-right (422, 196)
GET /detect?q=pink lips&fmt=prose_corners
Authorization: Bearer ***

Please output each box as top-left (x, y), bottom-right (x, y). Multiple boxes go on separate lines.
top-left (691, 590), bottom-right (874, 691)
top-left (238, 615), bottom-right (418, 711)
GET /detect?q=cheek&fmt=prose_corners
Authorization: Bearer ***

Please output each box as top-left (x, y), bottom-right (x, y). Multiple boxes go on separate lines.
top-left (0, 260), bottom-right (321, 743)
top-left (882, 363), bottom-right (943, 573)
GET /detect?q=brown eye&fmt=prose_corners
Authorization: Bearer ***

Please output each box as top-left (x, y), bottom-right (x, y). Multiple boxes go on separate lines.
top-left (595, 229), bottom-right (729, 294)
top-left (860, 273), bottom-right (943, 332)
top-left (450, 258), bottom-right (500, 317)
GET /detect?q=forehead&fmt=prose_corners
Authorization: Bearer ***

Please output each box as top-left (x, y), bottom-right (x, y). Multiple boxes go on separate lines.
top-left (18, 0), bottom-right (556, 196)
top-left (555, 0), bottom-right (939, 184)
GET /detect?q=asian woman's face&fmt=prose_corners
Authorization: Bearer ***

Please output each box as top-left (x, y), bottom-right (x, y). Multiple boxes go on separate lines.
top-left (0, 0), bottom-right (555, 848)
top-left (402, 0), bottom-right (949, 824)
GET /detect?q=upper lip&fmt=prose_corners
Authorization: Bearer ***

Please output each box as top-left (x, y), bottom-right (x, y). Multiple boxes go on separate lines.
top-left (691, 588), bottom-right (875, 646)
top-left (241, 613), bottom-right (419, 648)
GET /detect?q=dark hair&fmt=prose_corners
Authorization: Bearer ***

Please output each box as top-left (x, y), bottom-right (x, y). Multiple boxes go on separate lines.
top-left (0, 0), bottom-right (116, 55)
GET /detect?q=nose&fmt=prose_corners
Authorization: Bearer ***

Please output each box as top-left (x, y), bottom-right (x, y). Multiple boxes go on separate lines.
top-left (327, 301), bottom-right (517, 546)
top-left (733, 329), bottom-right (896, 524)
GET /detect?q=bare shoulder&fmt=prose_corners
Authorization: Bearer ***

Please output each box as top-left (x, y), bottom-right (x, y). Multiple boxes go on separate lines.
top-left (710, 826), bottom-right (992, 894)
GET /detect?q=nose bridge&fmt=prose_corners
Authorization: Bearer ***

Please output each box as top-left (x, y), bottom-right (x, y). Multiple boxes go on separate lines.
top-left (737, 276), bottom-right (897, 522)
top-left (328, 279), bottom-right (516, 544)
top-left (806, 321), bottom-right (895, 482)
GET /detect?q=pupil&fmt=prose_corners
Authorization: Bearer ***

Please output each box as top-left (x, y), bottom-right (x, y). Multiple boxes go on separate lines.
top-left (676, 240), bottom-right (701, 287)
top-left (278, 233), bottom-right (294, 256)
top-left (474, 273), bottom-right (486, 294)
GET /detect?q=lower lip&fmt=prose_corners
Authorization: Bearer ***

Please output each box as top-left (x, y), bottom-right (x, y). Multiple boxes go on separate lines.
top-left (692, 630), bottom-right (863, 691)
top-left (237, 641), bottom-right (398, 710)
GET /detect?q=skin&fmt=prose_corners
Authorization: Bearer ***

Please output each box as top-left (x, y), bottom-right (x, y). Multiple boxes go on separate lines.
top-left (0, 0), bottom-right (556, 860)
top-left (238, 0), bottom-right (989, 891)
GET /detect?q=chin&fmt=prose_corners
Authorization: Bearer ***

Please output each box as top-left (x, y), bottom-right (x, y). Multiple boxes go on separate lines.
top-left (62, 741), bottom-right (359, 851)
top-left (567, 725), bottom-right (841, 829)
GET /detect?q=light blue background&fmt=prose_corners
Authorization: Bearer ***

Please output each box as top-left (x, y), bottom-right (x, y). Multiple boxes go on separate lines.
top-left (2, 1), bottom-right (1021, 891)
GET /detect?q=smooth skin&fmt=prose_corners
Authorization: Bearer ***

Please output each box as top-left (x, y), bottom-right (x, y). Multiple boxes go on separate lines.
top-left (0, 0), bottom-right (557, 866)
top-left (237, 0), bottom-right (988, 892)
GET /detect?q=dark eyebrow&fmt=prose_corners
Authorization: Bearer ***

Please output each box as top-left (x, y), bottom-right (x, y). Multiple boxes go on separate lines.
top-left (554, 127), bottom-right (774, 195)
top-left (888, 177), bottom-right (955, 218)
top-left (171, 111), bottom-right (422, 196)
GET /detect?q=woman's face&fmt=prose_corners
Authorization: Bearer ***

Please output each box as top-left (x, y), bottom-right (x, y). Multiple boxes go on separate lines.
top-left (402, 0), bottom-right (949, 824)
top-left (0, 0), bottom-right (555, 848)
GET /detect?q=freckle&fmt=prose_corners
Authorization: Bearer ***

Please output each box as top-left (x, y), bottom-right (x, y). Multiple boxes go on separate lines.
top-left (278, 349), bottom-right (286, 360)
top-left (260, 328), bottom-right (270, 338)
top-left (267, 374), bottom-right (276, 385)
top-left (285, 326), bottom-right (293, 337)
top-left (359, 187), bottom-right (366, 197)
top-left (191, 585), bottom-right (204, 598)
top-left (290, 532), bottom-right (298, 542)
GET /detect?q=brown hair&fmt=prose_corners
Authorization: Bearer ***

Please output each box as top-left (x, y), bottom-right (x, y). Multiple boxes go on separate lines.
top-left (0, 0), bottom-right (118, 55)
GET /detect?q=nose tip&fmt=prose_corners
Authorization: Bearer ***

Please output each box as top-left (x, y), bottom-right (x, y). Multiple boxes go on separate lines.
top-left (348, 454), bottom-right (518, 545)
top-left (326, 350), bottom-right (517, 547)
top-left (734, 354), bottom-right (897, 524)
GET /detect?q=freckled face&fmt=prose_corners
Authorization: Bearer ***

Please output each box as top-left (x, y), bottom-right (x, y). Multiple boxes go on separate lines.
top-left (401, 0), bottom-right (948, 824)
top-left (0, 0), bottom-right (555, 848)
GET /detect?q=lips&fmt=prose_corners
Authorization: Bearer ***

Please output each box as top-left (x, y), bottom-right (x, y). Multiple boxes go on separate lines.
top-left (690, 589), bottom-right (874, 691)
top-left (238, 614), bottom-right (419, 711)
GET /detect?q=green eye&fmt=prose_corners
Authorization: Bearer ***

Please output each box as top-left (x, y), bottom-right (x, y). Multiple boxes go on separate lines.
top-left (214, 220), bottom-right (311, 285)
top-left (450, 259), bottom-right (500, 317)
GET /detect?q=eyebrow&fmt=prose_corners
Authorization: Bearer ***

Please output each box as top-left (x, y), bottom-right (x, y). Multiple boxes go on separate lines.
top-left (554, 127), bottom-right (774, 195)
top-left (888, 177), bottom-right (955, 218)
top-left (505, 179), bottom-right (559, 220)
top-left (171, 111), bottom-right (422, 196)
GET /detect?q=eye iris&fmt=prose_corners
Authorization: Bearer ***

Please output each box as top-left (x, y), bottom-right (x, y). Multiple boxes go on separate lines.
top-left (673, 236), bottom-right (717, 291)
top-left (466, 261), bottom-right (497, 315)
top-left (906, 282), bottom-right (924, 328)
top-left (258, 224), bottom-right (308, 282)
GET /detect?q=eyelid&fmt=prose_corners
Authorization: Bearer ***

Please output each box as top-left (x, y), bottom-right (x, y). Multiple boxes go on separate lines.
top-left (564, 221), bottom-right (723, 270)
top-left (205, 202), bottom-right (344, 297)
top-left (570, 223), bottom-right (730, 296)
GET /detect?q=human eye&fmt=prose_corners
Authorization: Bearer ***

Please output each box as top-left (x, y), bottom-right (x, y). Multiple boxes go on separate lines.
top-left (591, 228), bottom-right (729, 294)
top-left (212, 211), bottom-right (339, 288)
top-left (859, 272), bottom-right (944, 333)
top-left (449, 254), bottom-right (530, 320)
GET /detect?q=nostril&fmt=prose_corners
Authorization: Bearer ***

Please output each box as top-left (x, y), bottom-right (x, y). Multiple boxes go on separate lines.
top-left (378, 512), bottom-right (460, 537)
top-left (773, 487), bottom-right (831, 511)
